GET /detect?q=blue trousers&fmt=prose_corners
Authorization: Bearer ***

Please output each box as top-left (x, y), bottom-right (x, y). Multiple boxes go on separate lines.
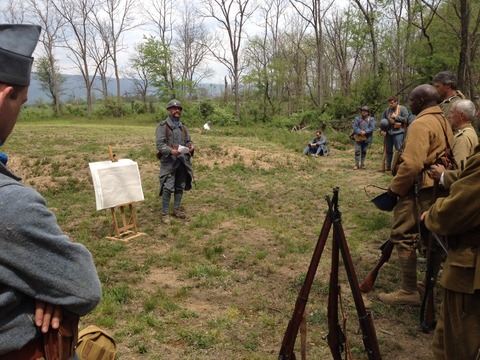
top-left (354, 141), bottom-right (370, 165)
top-left (385, 133), bottom-right (404, 169)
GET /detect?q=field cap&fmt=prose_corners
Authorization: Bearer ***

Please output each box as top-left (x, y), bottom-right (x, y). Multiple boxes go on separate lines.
top-left (0, 24), bottom-right (42, 86)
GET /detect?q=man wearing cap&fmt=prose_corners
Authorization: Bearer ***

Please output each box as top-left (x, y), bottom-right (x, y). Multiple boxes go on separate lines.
top-left (156, 99), bottom-right (195, 224)
top-left (352, 106), bottom-right (375, 170)
top-left (0, 25), bottom-right (102, 358)
top-left (379, 96), bottom-right (410, 171)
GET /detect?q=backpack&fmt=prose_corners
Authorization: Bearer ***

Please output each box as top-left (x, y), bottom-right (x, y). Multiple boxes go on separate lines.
top-left (76, 326), bottom-right (116, 360)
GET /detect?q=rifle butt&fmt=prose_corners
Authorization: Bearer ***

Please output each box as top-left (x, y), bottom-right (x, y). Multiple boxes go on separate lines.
top-left (359, 269), bottom-right (378, 293)
top-left (421, 296), bottom-right (437, 333)
top-left (360, 240), bottom-right (394, 293)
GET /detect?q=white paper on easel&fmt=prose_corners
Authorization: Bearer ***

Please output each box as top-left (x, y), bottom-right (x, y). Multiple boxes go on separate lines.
top-left (89, 159), bottom-right (144, 210)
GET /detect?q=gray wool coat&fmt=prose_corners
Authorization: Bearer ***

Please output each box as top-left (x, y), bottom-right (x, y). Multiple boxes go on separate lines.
top-left (155, 116), bottom-right (194, 194)
top-left (0, 163), bottom-right (102, 354)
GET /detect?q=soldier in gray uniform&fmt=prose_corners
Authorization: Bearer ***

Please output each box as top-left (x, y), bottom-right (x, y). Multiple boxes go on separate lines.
top-left (0, 25), bottom-right (102, 359)
top-left (156, 99), bottom-right (195, 224)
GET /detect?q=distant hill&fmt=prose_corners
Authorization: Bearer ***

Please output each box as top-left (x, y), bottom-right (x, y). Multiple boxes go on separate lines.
top-left (28, 73), bottom-right (223, 104)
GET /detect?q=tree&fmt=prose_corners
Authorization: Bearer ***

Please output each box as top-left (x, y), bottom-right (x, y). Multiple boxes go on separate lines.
top-left (140, 0), bottom-right (176, 98)
top-left (405, 0), bottom-right (438, 81)
top-left (35, 56), bottom-right (66, 112)
top-left (243, 0), bottom-right (289, 117)
top-left (173, 1), bottom-right (213, 98)
top-left (289, 0), bottom-right (334, 108)
top-left (278, 13), bottom-right (310, 113)
top-left (352, 0), bottom-right (379, 76)
top-left (137, 36), bottom-right (173, 97)
top-left (420, 0), bottom-right (480, 98)
top-left (323, 5), bottom-right (366, 97)
top-left (1, 0), bottom-right (27, 22)
top-left (24, 0), bottom-right (66, 115)
top-left (98, 0), bottom-right (139, 101)
top-left (52, 0), bottom-right (102, 118)
top-left (202, 0), bottom-right (258, 122)
top-left (89, 20), bottom-right (111, 104)
top-left (382, 0), bottom-right (411, 97)
top-left (126, 44), bottom-right (152, 105)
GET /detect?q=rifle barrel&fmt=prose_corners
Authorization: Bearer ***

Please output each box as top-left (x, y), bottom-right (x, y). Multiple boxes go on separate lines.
top-left (333, 204), bottom-right (382, 360)
top-left (278, 198), bottom-right (334, 359)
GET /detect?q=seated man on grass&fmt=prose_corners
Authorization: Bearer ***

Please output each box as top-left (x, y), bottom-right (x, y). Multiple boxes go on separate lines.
top-left (303, 130), bottom-right (329, 157)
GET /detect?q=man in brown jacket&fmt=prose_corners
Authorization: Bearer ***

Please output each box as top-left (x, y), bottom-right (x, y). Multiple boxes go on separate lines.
top-left (421, 147), bottom-right (480, 358)
top-left (378, 84), bottom-right (454, 306)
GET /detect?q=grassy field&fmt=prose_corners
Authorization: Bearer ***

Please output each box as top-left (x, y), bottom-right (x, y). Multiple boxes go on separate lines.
top-left (4, 117), bottom-right (436, 359)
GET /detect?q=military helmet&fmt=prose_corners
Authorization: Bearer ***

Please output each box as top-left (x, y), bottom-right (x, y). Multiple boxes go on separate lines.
top-left (166, 99), bottom-right (182, 110)
top-left (380, 118), bottom-right (390, 131)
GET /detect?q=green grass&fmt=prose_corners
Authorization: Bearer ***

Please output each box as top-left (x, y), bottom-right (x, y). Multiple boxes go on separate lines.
top-left (2, 116), bottom-right (435, 359)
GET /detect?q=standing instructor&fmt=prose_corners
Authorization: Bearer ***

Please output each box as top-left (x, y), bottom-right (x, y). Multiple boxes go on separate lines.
top-left (156, 99), bottom-right (195, 224)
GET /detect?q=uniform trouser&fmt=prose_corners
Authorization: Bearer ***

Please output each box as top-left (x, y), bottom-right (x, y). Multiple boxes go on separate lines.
top-left (354, 141), bottom-right (370, 166)
top-left (385, 132), bottom-right (404, 169)
top-left (432, 289), bottom-right (480, 359)
top-left (161, 164), bottom-right (187, 213)
top-left (391, 186), bottom-right (447, 293)
top-left (390, 187), bottom-right (440, 251)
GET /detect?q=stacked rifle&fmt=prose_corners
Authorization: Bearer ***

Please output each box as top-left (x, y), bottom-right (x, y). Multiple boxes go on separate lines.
top-left (278, 186), bottom-right (447, 359)
top-left (278, 188), bottom-right (382, 360)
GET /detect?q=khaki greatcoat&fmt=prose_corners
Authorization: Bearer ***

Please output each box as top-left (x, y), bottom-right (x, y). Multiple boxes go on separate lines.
top-left (425, 146), bottom-right (480, 360)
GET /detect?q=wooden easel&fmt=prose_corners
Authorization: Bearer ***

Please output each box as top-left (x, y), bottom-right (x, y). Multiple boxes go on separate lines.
top-left (106, 146), bottom-right (145, 242)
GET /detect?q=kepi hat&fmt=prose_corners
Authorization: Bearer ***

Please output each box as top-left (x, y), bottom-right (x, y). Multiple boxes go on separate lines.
top-left (0, 24), bottom-right (41, 86)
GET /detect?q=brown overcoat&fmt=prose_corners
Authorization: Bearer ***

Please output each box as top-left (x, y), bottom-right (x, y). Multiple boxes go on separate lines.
top-left (390, 105), bottom-right (454, 197)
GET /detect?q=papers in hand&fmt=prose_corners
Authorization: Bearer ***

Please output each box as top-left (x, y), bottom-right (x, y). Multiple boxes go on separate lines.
top-left (178, 145), bottom-right (190, 154)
